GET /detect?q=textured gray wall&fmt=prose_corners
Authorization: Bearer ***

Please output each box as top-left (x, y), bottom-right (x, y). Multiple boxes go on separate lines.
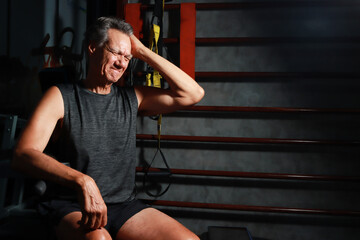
top-left (133, 0), bottom-right (360, 239)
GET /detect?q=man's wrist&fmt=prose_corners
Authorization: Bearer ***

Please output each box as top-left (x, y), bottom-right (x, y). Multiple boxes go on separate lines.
top-left (73, 173), bottom-right (91, 192)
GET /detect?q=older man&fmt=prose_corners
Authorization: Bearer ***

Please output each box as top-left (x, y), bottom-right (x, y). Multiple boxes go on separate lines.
top-left (13, 17), bottom-right (204, 240)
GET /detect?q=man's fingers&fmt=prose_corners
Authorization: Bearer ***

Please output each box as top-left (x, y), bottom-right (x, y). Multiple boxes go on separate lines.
top-left (92, 212), bottom-right (102, 229)
top-left (98, 207), bottom-right (107, 228)
top-left (86, 213), bottom-right (96, 229)
top-left (80, 212), bottom-right (89, 227)
top-left (95, 204), bottom-right (107, 229)
top-left (81, 205), bottom-right (107, 230)
top-left (77, 176), bottom-right (108, 230)
top-left (102, 210), bottom-right (108, 228)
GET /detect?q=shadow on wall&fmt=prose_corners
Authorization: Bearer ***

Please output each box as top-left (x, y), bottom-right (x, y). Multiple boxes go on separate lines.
top-left (0, 56), bottom-right (42, 118)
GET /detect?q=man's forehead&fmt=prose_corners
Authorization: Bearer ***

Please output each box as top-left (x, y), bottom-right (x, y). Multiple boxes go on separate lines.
top-left (107, 29), bottom-right (130, 47)
top-left (108, 29), bottom-right (130, 41)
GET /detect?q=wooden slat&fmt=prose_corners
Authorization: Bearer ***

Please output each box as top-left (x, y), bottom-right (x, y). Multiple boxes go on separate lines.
top-left (181, 106), bottom-right (360, 113)
top-left (136, 134), bottom-right (360, 146)
top-left (143, 200), bottom-right (360, 216)
top-left (136, 167), bottom-right (360, 182)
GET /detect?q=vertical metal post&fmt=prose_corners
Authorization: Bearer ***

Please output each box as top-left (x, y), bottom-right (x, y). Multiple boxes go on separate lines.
top-left (180, 3), bottom-right (196, 79)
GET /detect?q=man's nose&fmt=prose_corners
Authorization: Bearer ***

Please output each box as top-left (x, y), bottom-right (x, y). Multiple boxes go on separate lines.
top-left (115, 56), bottom-right (127, 68)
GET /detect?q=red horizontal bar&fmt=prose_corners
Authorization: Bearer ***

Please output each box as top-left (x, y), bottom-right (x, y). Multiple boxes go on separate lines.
top-left (194, 72), bottom-right (360, 78)
top-left (163, 38), bottom-right (178, 44)
top-left (164, 37), bottom-right (247, 45)
top-left (134, 71), bottom-right (360, 79)
top-left (163, 37), bottom-right (360, 45)
top-left (195, 2), bottom-right (360, 9)
top-left (143, 200), bottom-right (360, 216)
top-left (136, 167), bottom-right (360, 182)
top-left (136, 134), bottom-right (360, 146)
top-left (182, 106), bottom-right (360, 113)
top-left (140, 2), bottom-right (360, 11)
top-left (141, 3), bottom-right (243, 10)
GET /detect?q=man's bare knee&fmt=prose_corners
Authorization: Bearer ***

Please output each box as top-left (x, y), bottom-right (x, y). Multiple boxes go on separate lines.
top-left (181, 232), bottom-right (200, 240)
top-left (56, 212), bottom-right (112, 240)
top-left (84, 228), bottom-right (112, 240)
top-left (188, 236), bottom-right (200, 240)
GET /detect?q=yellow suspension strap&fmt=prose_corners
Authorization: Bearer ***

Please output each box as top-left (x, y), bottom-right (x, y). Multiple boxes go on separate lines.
top-left (143, 0), bottom-right (171, 198)
top-left (146, 10), bottom-right (163, 150)
top-left (146, 24), bottom-right (162, 88)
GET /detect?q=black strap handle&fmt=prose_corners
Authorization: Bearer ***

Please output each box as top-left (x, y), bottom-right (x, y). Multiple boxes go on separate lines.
top-left (143, 147), bottom-right (172, 198)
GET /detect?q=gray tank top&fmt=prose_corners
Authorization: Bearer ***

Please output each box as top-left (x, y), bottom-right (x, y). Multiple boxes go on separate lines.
top-left (54, 82), bottom-right (138, 203)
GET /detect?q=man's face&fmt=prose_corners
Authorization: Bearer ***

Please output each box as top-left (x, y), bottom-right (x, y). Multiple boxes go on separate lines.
top-left (95, 29), bottom-right (132, 83)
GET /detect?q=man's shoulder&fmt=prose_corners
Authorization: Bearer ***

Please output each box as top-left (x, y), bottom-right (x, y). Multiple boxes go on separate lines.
top-left (113, 84), bottom-right (136, 96)
top-left (114, 85), bottom-right (138, 109)
top-left (55, 82), bottom-right (78, 98)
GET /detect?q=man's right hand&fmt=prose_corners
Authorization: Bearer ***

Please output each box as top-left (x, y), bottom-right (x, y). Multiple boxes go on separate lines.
top-left (77, 175), bottom-right (107, 230)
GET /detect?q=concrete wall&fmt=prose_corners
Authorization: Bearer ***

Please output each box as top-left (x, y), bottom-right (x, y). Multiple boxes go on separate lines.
top-left (133, 1), bottom-right (360, 239)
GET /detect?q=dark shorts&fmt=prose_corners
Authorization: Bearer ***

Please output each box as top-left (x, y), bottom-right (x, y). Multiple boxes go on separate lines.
top-left (37, 198), bottom-right (150, 237)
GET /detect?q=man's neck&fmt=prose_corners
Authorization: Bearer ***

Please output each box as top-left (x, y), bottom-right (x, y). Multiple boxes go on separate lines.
top-left (83, 76), bottom-right (113, 95)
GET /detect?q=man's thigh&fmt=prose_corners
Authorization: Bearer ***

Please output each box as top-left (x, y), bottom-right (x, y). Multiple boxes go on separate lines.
top-left (115, 208), bottom-right (199, 240)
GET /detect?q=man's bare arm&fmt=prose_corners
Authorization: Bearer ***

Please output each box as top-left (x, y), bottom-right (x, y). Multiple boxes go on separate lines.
top-left (12, 86), bottom-right (107, 229)
top-left (130, 35), bottom-right (205, 116)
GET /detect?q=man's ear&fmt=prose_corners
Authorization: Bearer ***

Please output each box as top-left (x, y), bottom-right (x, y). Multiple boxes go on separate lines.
top-left (88, 43), bottom-right (96, 54)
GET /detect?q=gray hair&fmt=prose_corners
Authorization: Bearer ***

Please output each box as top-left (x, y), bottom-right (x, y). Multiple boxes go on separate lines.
top-left (85, 16), bottom-right (133, 47)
